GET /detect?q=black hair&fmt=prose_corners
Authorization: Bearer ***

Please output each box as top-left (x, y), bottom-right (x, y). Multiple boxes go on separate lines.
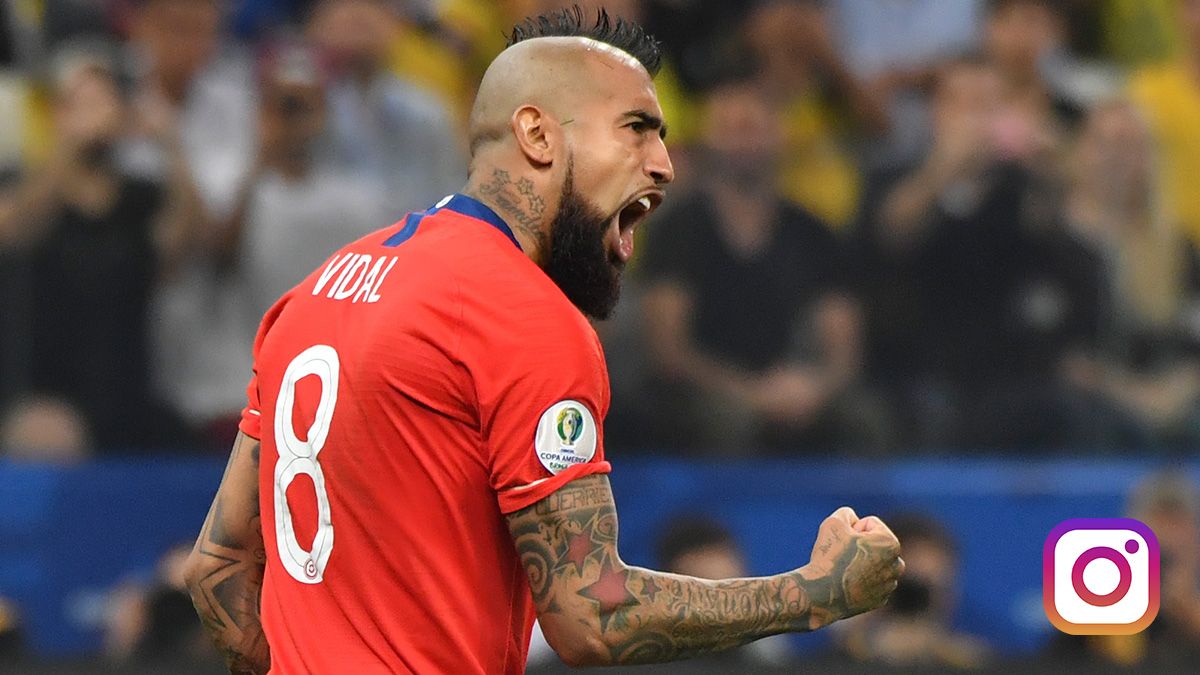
top-left (507, 5), bottom-right (662, 77)
top-left (655, 515), bottom-right (738, 571)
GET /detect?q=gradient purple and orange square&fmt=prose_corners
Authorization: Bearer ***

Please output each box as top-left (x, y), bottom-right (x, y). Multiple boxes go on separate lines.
top-left (1043, 518), bottom-right (1159, 635)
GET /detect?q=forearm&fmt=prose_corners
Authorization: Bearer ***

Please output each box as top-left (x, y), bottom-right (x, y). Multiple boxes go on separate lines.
top-left (877, 162), bottom-right (952, 249)
top-left (671, 347), bottom-right (758, 401)
top-left (187, 552), bottom-right (269, 674)
top-left (576, 565), bottom-right (832, 663)
top-left (185, 433), bottom-right (270, 674)
top-left (812, 296), bottom-right (864, 387)
top-left (510, 477), bottom-right (837, 666)
top-left (643, 285), bottom-right (750, 398)
top-left (155, 138), bottom-right (209, 271)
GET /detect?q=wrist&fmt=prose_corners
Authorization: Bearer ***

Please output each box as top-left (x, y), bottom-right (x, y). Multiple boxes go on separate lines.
top-left (794, 565), bottom-right (841, 630)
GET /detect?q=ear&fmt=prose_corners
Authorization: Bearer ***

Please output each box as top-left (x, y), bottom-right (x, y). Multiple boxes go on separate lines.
top-left (510, 105), bottom-right (557, 167)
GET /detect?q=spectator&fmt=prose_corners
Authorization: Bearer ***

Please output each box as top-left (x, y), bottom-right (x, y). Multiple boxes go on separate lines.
top-left (1061, 100), bottom-right (1200, 446)
top-left (215, 38), bottom-right (390, 320)
top-left (833, 513), bottom-right (991, 668)
top-left (655, 516), bottom-right (792, 666)
top-left (307, 0), bottom-right (464, 217)
top-left (830, 0), bottom-right (984, 169)
top-left (0, 595), bottom-right (24, 663)
top-left (0, 395), bottom-right (90, 464)
top-left (103, 542), bottom-right (219, 668)
top-left (640, 0), bottom-right (755, 94)
top-left (121, 0), bottom-right (257, 216)
top-left (0, 44), bottom-right (199, 450)
top-left (387, 0), bottom-right (507, 125)
top-left (1127, 0), bottom-right (1200, 248)
top-left (860, 56), bottom-right (1106, 449)
top-left (1125, 471), bottom-right (1200, 664)
top-left (743, 0), bottom-right (889, 228)
top-left (124, 0), bottom-right (262, 451)
top-left (984, 0), bottom-right (1072, 118)
top-left (640, 82), bottom-right (878, 454)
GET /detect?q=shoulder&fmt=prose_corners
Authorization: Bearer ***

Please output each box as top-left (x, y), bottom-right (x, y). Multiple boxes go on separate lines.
top-left (428, 215), bottom-right (600, 356)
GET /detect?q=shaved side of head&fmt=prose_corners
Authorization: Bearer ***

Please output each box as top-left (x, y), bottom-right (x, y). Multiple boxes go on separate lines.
top-left (468, 37), bottom-right (642, 156)
top-left (467, 6), bottom-right (661, 162)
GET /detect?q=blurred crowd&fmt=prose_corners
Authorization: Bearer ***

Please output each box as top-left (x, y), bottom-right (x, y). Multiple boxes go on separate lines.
top-left (1, 0), bottom-right (1200, 462)
top-left (2, 2), bottom-right (1200, 670)
top-left (5, 0), bottom-right (1200, 460)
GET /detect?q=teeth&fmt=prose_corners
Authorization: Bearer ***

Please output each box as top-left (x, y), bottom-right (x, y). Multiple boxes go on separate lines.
top-left (637, 196), bottom-right (651, 210)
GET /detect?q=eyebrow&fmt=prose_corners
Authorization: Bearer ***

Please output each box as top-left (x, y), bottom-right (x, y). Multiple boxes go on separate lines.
top-left (623, 110), bottom-right (668, 140)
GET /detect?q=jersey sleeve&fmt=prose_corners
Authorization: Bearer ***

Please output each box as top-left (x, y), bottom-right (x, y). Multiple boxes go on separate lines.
top-left (238, 293), bottom-right (291, 439)
top-left (467, 293), bottom-right (613, 514)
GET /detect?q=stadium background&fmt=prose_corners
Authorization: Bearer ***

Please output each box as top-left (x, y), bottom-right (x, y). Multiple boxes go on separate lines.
top-left (1, 0), bottom-right (1199, 672)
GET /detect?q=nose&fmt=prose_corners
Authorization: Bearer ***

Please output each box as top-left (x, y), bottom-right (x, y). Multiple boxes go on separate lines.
top-left (646, 137), bottom-right (675, 185)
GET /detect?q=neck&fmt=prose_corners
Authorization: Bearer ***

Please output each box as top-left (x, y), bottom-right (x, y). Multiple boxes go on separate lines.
top-left (462, 164), bottom-right (553, 265)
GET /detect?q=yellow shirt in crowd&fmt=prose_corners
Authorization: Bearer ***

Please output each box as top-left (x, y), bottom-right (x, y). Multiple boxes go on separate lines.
top-left (1128, 59), bottom-right (1200, 246)
top-left (778, 91), bottom-right (860, 229)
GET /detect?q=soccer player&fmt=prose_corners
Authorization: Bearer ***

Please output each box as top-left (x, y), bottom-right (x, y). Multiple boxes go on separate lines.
top-left (184, 8), bottom-right (904, 673)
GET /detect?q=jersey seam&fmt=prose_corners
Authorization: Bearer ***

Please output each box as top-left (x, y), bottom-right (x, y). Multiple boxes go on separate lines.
top-left (448, 262), bottom-right (487, 471)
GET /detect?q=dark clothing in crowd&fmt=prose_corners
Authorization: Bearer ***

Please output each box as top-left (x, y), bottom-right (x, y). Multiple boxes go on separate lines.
top-left (13, 177), bottom-right (179, 449)
top-left (642, 191), bottom-right (847, 373)
top-left (856, 164), bottom-right (1113, 447)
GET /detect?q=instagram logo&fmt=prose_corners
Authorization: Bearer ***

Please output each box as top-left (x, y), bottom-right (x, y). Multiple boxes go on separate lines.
top-left (1044, 518), bottom-right (1159, 635)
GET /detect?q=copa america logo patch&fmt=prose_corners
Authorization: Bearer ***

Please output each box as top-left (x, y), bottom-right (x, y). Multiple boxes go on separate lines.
top-left (534, 400), bottom-right (597, 474)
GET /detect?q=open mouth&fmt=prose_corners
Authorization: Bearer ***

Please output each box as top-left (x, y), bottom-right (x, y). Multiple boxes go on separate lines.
top-left (617, 193), bottom-right (662, 233)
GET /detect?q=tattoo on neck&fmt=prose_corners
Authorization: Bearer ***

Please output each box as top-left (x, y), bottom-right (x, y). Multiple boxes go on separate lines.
top-left (476, 168), bottom-right (548, 250)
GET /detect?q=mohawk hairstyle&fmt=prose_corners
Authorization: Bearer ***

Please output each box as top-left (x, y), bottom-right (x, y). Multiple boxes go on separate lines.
top-left (507, 5), bottom-right (662, 77)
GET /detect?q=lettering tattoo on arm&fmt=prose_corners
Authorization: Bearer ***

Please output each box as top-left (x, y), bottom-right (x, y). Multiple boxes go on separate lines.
top-left (507, 475), bottom-right (881, 664)
top-left (187, 435), bottom-right (270, 675)
top-left (475, 168), bottom-right (548, 250)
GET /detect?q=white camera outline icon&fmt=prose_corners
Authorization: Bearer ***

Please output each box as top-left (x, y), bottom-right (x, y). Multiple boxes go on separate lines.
top-left (1044, 518), bottom-right (1159, 635)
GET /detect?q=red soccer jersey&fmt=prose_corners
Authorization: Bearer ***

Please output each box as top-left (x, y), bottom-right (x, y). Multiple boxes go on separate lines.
top-left (238, 194), bottom-right (612, 674)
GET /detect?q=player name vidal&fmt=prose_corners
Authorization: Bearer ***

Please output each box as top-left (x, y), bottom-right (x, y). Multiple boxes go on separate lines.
top-left (312, 252), bottom-right (399, 303)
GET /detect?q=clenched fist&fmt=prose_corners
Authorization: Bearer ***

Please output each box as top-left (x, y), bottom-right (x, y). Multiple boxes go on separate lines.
top-left (800, 506), bottom-right (904, 628)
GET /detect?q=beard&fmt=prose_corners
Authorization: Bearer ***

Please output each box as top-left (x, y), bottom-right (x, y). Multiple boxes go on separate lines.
top-left (544, 162), bottom-right (625, 321)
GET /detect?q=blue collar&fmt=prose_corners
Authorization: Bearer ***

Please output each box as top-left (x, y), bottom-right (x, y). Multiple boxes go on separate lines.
top-left (438, 193), bottom-right (522, 251)
top-left (383, 193), bottom-right (523, 250)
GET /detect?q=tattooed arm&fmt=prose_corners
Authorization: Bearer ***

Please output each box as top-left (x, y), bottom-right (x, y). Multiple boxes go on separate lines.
top-left (184, 431), bottom-right (270, 675)
top-left (507, 474), bottom-right (903, 666)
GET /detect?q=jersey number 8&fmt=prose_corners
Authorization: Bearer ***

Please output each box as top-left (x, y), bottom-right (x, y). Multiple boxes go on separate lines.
top-left (273, 345), bottom-right (339, 584)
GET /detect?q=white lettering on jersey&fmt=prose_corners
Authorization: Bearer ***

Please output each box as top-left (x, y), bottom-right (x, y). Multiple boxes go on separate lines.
top-left (326, 254), bottom-right (362, 298)
top-left (332, 254), bottom-right (372, 299)
top-left (366, 257), bottom-right (398, 303)
top-left (311, 253), bottom-right (399, 303)
top-left (312, 253), bottom-right (353, 296)
top-left (352, 256), bottom-right (386, 303)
